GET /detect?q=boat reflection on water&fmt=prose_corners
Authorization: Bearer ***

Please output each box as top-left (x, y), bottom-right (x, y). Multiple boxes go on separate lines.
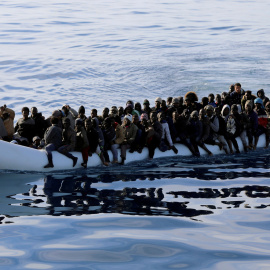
top-left (1, 152), bottom-right (270, 224)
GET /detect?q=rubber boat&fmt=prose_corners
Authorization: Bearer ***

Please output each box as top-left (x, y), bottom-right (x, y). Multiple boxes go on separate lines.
top-left (0, 136), bottom-right (267, 172)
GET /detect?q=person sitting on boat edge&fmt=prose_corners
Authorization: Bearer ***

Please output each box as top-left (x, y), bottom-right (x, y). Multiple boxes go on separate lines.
top-left (157, 111), bottom-right (178, 154)
top-left (85, 117), bottom-right (108, 166)
top-left (0, 104), bottom-right (15, 141)
top-left (119, 114), bottom-right (138, 165)
top-left (75, 118), bottom-right (89, 168)
top-left (43, 117), bottom-right (63, 168)
top-left (14, 107), bottom-right (35, 146)
top-left (57, 117), bottom-right (78, 167)
top-left (253, 98), bottom-right (268, 150)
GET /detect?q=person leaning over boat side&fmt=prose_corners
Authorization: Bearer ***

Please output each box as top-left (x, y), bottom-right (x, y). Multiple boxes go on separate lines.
top-left (244, 101), bottom-right (258, 149)
top-left (0, 104), bottom-right (15, 141)
top-left (14, 107), bottom-right (35, 146)
top-left (62, 105), bottom-right (78, 129)
top-left (85, 117), bottom-right (108, 166)
top-left (119, 114), bottom-right (138, 165)
top-left (257, 89), bottom-right (269, 107)
top-left (253, 98), bottom-right (269, 150)
top-left (75, 118), bottom-right (89, 168)
top-left (31, 107), bottom-right (48, 139)
top-left (43, 117), bottom-right (62, 168)
top-left (57, 118), bottom-right (78, 167)
top-left (157, 111), bottom-right (178, 154)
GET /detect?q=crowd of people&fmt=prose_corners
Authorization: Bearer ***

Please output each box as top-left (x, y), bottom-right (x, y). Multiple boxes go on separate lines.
top-left (0, 83), bottom-right (269, 169)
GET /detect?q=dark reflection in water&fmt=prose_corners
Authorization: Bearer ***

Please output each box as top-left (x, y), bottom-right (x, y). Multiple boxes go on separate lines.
top-left (1, 150), bottom-right (270, 224)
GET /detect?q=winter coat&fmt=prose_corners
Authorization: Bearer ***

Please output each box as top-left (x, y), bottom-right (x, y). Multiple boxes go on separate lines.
top-left (44, 124), bottom-right (62, 149)
top-left (62, 126), bottom-right (76, 151)
top-left (121, 123), bottom-right (138, 145)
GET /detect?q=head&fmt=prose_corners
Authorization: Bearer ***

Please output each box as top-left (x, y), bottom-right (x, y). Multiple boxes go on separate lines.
top-left (201, 97), bottom-right (208, 107)
top-left (257, 89), bottom-right (265, 99)
top-left (124, 114), bottom-right (132, 126)
top-left (190, 111), bottom-right (199, 121)
top-left (208, 93), bottom-right (214, 103)
top-left (150, 111), bottom-right (157, 123)
top-left (245, 91), bottom-right (252, 100)
top-left (172, 98), bottom-right (179, 108)
top-left (234, 83), bottom-right (241, 94)
top-left (125, 104), bottom-right (132, 114)
top-left (21, 107), bottom-right (30, 119)
top-left (75, 118), bottom-right (83, 131)
top-left (91, 109), bottom-right (97, 118)
top-left (167, 97), bottom-right (173, 106)
top-left (199, 109), bottom-right (206, 120)
top-left (254, 98), bottom-right (263, 110)
top-left (110, 106), bottom-right (118, 116)
top-left (118, 106), bottom-right (124, 116)
top-left (134, 102), bottom-right (142, 112)
top-left (78, 106), bottom-right (85, 117)
top-left (157, 112), bottom-right (166, 122)
top-left (140, 113), bottom-right (148, 123)
top-left (31, 107), bottom-right (38, 117)
top-left (132, 114), bottom-right (140, 125)
top-left (215, 94), bottom-right (221, 104)
top-left (33, 136), bottom-right (41, 145)
top-left (85, 117), bottom-right (93, 131)
top-left (104, 117), bottom-right (112, 129)
top-left (205, 105), bottom-right (214, 117)
top-left (184, 97), bottom-right (191, 106)
top-left (51, 116), bottom-right (59, 125)
top-left (155, 97), bottom-right (162, 109)
top-left (221, 92), bottom-right (228, 100)
top-left (102, 107), bottom-right (109, 118)
top-left (143, 99), bottom-right (150, 110)
top-left (62, 105), bottom-right (69, 115)
top-left (161, 100), bottom-right (167, 109)
top-left (63, 117), bottom-right (71, 129)
top-left (229, 84), bottom-right (235, 93)
top-left (231, 104), bottom-right (238, 114)
top-left (222, 105), bottom-right (230, 117)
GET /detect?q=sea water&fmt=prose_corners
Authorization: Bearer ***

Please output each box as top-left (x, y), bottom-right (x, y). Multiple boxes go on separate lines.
top-left (0, 0), bottom-right (270, 269)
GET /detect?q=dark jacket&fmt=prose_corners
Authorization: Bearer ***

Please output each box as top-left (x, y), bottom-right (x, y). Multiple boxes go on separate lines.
top-left (62, 126), bottom-right (76, 151)
top-left (44, 124), bottom-right (62, 149)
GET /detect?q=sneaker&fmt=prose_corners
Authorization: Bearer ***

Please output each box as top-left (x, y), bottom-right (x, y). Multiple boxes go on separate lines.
top-left (81, 162), bottom-right (87, 168)
top-left (44, 163), bottom-right (54, 168)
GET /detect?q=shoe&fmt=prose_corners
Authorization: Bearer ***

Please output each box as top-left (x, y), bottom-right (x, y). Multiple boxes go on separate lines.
top-left (138, 148), bottom-right (142, 153)
top-left (103, 162), bottom-right (109, 166)
top-left (81, 162), bottom-right (87, 168)
top-left (235, 150), bottom-right (240, 154)
top-left (119, 157), bottom-right (125, 165)
top-left (73, 157), bottom-right (78, 167)
top-left (112, 159), bottom-right (118, 164)
top-left (44, 163), bottom-right (54, 168)
top-left (129, 149), bottom-right (135, 153)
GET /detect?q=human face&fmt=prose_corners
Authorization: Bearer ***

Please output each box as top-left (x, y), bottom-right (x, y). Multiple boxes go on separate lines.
top-left (150, 113), bottom-right (157, 123)
top-left (91, 110), bottom-right (97, 118)
top-left (22, 110), bottom-right (29, 119)
top-left (235, 85), bottom-right (241, 94)
top-left (206, 109), bottom-right (213, 117)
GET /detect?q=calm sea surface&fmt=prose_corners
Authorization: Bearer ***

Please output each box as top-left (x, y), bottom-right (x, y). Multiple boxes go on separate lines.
top-left (1, 0), bottom-right (270, 269)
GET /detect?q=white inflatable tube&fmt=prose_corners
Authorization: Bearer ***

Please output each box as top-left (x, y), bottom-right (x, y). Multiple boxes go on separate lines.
top-left (0, 135), bottom-right (267, 172)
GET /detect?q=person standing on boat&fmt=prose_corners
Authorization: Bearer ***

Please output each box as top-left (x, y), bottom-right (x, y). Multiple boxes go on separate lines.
top-left (119, 114), bottom-right (138, 165)
top-left (43, 117), bottom-right (62, 168)
top-left (57, 118), bottom-right (78, 167)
